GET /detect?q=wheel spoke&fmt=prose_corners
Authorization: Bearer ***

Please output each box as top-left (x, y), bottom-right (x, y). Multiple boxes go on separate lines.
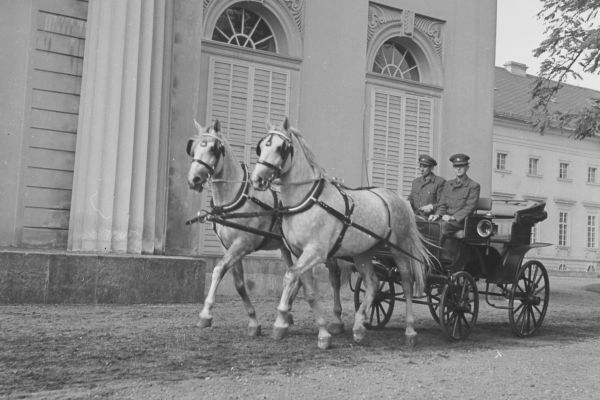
top-left (452, 312), bottom-right (462, 338)
top-left (513, 301), bottom-right (525, 316)
top-left (459, 313), bottom-right (471, 330)
top-left (515, 305), bottom-right (526, 326)
top-left (533, 284), bottom-right (547, 297)
top-left (529, 306), bottom-right (538, 329)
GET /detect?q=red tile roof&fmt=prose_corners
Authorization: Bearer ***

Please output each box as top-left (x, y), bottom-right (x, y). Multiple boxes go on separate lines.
top-left (494, 66), bottom-right (600, 122)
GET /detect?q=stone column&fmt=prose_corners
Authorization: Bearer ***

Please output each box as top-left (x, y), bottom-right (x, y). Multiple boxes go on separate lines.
top-left (68, 0), bottom-right (170, 254)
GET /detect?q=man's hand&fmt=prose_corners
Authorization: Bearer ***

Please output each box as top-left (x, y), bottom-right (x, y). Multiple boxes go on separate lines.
top-left (419, 204), bottom-right (434, 213)
top-left (442, 215), bottom-right (455, 222)
top-left (428, 214), bottom-right (440, 221)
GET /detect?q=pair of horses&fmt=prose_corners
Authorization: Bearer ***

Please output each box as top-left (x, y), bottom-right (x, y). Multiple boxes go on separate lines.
top-left (186, 118), bottom-right (429, 349)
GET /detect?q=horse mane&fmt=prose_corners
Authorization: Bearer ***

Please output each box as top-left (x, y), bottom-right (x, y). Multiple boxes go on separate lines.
top-left (287, 126), bottom-right (327, 177)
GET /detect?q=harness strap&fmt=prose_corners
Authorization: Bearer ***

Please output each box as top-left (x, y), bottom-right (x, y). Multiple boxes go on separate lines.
top-left (367, 189), bottom-right (393, 242)
top-left (280, 179), bottom-right (325, 214)
top-left (254, 189), bottom-right (280, 251)
top-left (211, 163), bottom-right (251, 214)
top-left (317, 185), bottom-right (355, 258)
top-left (208, 216), bottom-right (282, 241)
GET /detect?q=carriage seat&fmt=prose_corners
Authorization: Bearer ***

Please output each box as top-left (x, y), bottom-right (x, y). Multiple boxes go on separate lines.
top-left (452, 197), bottom-right (492, 239)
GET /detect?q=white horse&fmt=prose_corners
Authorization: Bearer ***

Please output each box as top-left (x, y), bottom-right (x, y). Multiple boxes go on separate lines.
top-left (186, 120), bottom-right (344, 337)
top-left (251, 118), bottom-right (430, 349)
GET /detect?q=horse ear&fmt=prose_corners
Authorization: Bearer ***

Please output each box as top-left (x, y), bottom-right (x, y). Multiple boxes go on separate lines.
top-left (283, 117), bottom-right (290, 131)
top-left (193, 118), bottom-right (202, 133)
top-left (213, 119), bottom-right (221, 133)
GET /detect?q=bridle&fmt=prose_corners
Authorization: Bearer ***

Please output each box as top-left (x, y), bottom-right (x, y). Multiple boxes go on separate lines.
top-left (188, 133), bottom-right (225, 177)
top-left (255, 130), bottom-right (294, 178)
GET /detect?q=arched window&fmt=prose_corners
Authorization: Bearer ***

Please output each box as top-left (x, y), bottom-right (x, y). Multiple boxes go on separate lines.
top-left (212, 7), bottom-right (277, 53)
top-left (372, 40), bottom-right (420, 81)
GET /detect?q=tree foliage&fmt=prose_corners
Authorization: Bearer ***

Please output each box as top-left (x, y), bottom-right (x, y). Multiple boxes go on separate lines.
top-left (531, 0), bottom-right (600, 139)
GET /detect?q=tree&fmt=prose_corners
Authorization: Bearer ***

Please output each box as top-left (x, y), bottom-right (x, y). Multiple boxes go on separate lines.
top-left (531, 0), bottom-right (600, 139)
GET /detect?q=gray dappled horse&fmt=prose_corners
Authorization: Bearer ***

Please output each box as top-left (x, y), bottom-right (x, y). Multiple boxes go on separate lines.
top-left (186, 120), bottom-right (344, 337)
top-left (251, 118), bottom-right (430, 349)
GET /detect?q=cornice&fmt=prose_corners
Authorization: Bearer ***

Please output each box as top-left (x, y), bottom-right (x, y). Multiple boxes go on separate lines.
top-left (367, 3), bottom-right (443, 58)
top-left (583, 201), bottom-right (600, 209)
top-left (553, 197), bottom-right (577, 206)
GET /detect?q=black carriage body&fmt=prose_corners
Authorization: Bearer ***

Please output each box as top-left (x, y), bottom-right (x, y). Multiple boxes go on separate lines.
top-left (414, 200), bottom-right (550, 284)
top-left (354, 199), bottom-right (551, 339)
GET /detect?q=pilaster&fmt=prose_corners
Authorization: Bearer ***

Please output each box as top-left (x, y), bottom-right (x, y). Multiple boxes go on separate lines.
top-left (68, 0), bottom-right (169, 254)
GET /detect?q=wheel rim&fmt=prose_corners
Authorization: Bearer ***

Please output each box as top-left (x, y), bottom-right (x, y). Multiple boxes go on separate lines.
top-left (353, 275), bottom-right (395, 330)
top-left (440, 271), bottom-right (479, 340)
top-left (509, 260), bottom-right (549, 337)
top-left (427, 282), bottom-right (443, 324)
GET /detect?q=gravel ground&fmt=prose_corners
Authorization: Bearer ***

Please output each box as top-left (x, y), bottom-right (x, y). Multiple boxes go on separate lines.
top-left (1, 275), bottom-right (599, 400)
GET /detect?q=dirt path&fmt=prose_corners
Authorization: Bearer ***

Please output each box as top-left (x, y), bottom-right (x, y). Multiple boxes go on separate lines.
top-left (1, 276), bottom-right (599, 399)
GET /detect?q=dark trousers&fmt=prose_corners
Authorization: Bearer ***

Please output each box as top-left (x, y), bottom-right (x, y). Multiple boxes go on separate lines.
top-left (440, 221), bottom-right (465, 271)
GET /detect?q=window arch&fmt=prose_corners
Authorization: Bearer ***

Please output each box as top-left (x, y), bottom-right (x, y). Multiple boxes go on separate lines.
top-left (372, 40), bottom-right (420, 81)
top-left (203, 0), bottom-right (303, 58)
top-left (212, 7), bottom-right (277, 52)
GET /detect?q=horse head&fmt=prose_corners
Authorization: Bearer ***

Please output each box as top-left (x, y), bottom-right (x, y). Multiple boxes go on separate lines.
top-left (251, 117), bottom-right (294, 191)
top-left (186, 119), bottom-right (225, 192)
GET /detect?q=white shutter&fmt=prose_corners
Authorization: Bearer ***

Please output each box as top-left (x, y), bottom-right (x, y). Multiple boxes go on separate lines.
top-left (369, 89), bottom-right (433, 197)
top-left (201, 57), bottom-right (290, 254)
top-left (370, 91), bottom-right (402, 192)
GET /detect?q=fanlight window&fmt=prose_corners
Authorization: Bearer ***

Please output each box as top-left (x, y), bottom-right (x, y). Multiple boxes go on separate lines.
top-left (212, 7), bottom-right (276, 53)
top-left (373, 41), bottom-right (420, 81)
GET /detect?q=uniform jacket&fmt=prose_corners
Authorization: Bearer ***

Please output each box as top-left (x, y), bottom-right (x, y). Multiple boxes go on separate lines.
top-left (436, 175), bottom-right (480, 223)
top-left (407, 173), bottom-right (445, 213)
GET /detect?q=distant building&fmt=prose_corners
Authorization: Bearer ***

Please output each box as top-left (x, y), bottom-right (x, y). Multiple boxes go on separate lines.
top-left (493, 62), bottom-right (600, 273)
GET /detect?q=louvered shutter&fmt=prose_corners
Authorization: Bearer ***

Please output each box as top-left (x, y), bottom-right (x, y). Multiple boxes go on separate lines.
top-left (370, 91), bottom-right (403, 192)
top-left (201, 57), bottom-right (290, 254)
top-left (401, 95), bottom-right (433, 194)
top-left (369, 89), bottom-right (433, 197)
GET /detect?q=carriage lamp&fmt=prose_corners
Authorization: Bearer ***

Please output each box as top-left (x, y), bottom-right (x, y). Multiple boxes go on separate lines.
top-left (476, 219), bottom-right (496, 238)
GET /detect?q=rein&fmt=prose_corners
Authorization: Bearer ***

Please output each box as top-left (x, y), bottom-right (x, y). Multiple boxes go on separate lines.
top-left (186, 162), bottom-right (283, 247)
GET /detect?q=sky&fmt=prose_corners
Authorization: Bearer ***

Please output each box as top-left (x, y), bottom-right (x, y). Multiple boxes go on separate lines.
top-left (496, 0), bottom-right (600, 91)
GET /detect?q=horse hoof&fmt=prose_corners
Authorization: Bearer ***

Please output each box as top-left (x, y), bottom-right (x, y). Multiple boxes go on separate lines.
top-left (328, 322), bottom-right (345, 335)
top-left (284, 314), bottom-right (294, 325)
top-left (405, 333), bottom-right (418, 347)
top-left (248, 324), bottom-right (262, 337)
top-left (272, 326), bottom-right (288, 340)
top-left (318, 335), bottom-right (332, 350)
top-left (353, 326), bottom-right (366, 343)
top-left (197, 317), bottom-right (212, 328)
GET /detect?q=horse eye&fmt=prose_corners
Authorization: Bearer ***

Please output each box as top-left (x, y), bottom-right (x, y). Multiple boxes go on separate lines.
top-left (200, 141), bottom-right (207, 147)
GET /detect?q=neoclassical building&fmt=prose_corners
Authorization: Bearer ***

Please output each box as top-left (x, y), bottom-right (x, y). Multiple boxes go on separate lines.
top-left (0, 0), bottom-right (496, 301)
top-left (493, 62), bottom-right (600, 274)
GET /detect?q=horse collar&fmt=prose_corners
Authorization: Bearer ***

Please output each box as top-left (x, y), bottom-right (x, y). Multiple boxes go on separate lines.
top-left (211, 163), bottom-right (251, 214)
top-left (281, 179), bottom-right (325, 214)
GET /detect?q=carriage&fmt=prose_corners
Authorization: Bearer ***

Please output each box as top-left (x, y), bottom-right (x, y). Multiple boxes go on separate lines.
top-left (188, 117), bottom-right (552, 349)
top-left (350, 198), bottom-right (551, 340)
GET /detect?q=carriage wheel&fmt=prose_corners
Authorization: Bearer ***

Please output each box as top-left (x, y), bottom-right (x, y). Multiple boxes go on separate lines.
top-left (426, 282), bottom-right (443, 324)
top-left (439, 271), bottom-right (479, 340)
top-left (353, 275), bottom-right (395, 330)
top-left (508, 260), bottom-right (549, 337)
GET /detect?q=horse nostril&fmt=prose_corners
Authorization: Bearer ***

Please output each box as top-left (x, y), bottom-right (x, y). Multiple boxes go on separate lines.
top-left (192, 176), bottom-right (201, 184)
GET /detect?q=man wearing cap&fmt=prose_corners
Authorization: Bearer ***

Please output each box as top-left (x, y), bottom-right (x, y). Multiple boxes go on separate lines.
top-left (408, 154), bottom-right (445, 218)
top-left (429, 153), bottom-right (480, 235)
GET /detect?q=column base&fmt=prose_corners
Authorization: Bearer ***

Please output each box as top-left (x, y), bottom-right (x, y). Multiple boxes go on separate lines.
top-left (0, 249), bottom-right (205, 304)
